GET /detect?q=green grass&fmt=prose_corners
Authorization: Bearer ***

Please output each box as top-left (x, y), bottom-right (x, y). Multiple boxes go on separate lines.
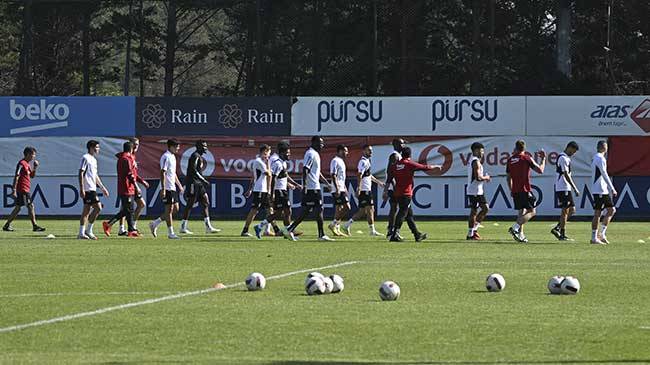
top-left (1, 219), bottom-right (650, 364)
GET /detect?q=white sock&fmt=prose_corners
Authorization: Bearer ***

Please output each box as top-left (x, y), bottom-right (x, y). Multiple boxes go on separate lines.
top-left (344, 219), bottom-right (354, 228)
top-left (473, 222), bottom-right (480, 230)
top-left (592, 229), bottom-right (598, 240)
top-left (204, 217), bottom-right (211, 227)
top-left (513, 223), bottom-right (521, 231)
top-left (153, 218), bottom-right (162, 227)
top-left (331, 219), bottom-right (338, 226)
top-left (168, 226), bottom-right (175, 235)
top-left (79, 225), bottom-right (85, 235)
top-left (369, 224), bottom-right (375, 232)
top-left (468, 228), bottom-right (474, 236)
top-left (87, 223), bottom-right (94, 234)
top-left (119, 224), bottom-right (126, 233)
top-left (600, 225), bottom-right (608, 236)
top-left (133, 221), bottom-right (138, 230)
top-left (181, 220), bottom-right (188, 229)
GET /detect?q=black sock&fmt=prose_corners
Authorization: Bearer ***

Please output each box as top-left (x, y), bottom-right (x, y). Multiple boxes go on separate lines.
top-left (560, 228), bottom-right (565, 235)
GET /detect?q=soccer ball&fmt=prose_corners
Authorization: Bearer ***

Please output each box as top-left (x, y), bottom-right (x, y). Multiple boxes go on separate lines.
top-left (560, 276), bottom-right (580, 295)
top-left (305, 276), bottom-right (326, 295)
top-left (322, 276), bottom-right (334, 294)
top-left (305, 272), bottom-right (325, 286)
top-left (547, 275), bottom-right (565, 295)
top-left (379, 281), bottom-right (400, 301)
top-left (245, 272), bottom-right (266, 291)
top-left (486, 273), bottom-right (506, 292)
top-left (329, 274), bottom-right (344, 293)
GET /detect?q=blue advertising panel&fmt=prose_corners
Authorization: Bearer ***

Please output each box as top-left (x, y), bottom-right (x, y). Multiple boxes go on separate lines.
top-left (136, 97), bottom-right (291, 136)
top-left (0, 97), bottom-right (135, 137)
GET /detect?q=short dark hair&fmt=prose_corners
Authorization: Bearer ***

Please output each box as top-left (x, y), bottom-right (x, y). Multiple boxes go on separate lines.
top-left (278, 144), bottom-right (289, 154)
top-left (402, 147), bottom-right (412, 158)
top-left (471, 142), bottom-right (484, 152)
top-left (515, 140), bottom-right (526, 152)
top-left (336, 144), bottom-right (347, 153)
top-left (597, 140), bottom-right (607, 151)
top-left (129, 137), bottom-right (139, 144)
top-left (277, 141), bottom-right (290, 151)
top-left (123, 141), bottom-right (133, 152)
top-left (259, 144), bottom-right (271, 153)
top-left (167, 139), bottom-right (179, 148)
top-left (362, 144), bottom-right (371, 150)
top-left (567, 141), bottom-right (579, 151)
top-left (311, 136), bottom-right (322, 144)
top-left (86, 140), bottom-right (100, 150)
top-left (23, 146), bottom-right (36, 156)
top-left (195, 140), bottom-right (207, 148)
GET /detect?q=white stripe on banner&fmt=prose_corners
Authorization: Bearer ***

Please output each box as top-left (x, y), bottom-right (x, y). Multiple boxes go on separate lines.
top-left (10, 121), bottom-right (69, 135)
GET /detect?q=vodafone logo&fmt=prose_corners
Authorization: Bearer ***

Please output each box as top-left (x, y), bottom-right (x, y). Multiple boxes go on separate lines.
top-left (630, 99), bottom-right (650, 133)
top-left (417, 144), bottom-right (453, 176)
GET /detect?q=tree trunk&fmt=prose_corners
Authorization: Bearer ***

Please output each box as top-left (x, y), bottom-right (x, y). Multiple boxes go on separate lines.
top-left (139, 0), bottom-right (144, 96)
top-left (82, 4), bottom-right (91, 95)
top-left (556, 0), bottom-right (572, 79)
top-left (470, 0), bottom-right (482, 94)
top-left (15, 0), bottom-right (34, 95)
top-left (163, 0), bottom-right (177, 96)
top-left (124, 0), bottom-right (134, 95)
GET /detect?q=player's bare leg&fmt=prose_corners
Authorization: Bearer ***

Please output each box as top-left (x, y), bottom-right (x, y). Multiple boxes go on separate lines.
top-left (598, 206), bottom-right (616, 243)
top-left (365, 206), bottom-right (381, 236)
top-left (180, 195), bottom-right (196, 234)
top-left (27, 203), bottom-right (44, 231)
top-left (3, 205), bottom-right (21, 231)
top-left (200, 193), bottom-right (219, 233)
top-left (467, 208), bottom-right (478, 240)
top-left (241, 207), bottom-right (259, 237)
top-left (78, 204), bottom-right (91, 239)
top-left (591, 208), bottom-right (604, 244)
top-left (133, 197), bottom-right (145, 229)
top-left (342, 206), bottom-right (367, 236)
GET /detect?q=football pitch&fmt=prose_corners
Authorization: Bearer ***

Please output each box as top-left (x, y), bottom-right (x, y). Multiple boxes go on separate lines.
top-left (1, 219), bottom-right (649, 364)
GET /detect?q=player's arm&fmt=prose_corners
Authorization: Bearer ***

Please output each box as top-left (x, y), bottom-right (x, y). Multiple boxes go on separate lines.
top-left (505, 164), bottom-right (513, 194)
top-left (245, 165), bottom-right (255, 197)
top-left (384, 154), bottom-right (398, 187)
top-left (194, 156), bottom-right (209, 185)
top-left (600, 159), bottom-right (617, 196)
top-left (531, 150), bottom-right (546, 174)
top-left (370, 175), bottom-right (385, 187)
top-left (31, 160), bottom-right (38, 177)
top-left (287, 175), bottom-right (301, 190)
top-left (96, 175), bottom-right (109, 197)
top-left (11, 164), bottom-right (21, 197)
top-left (355, 171), bottom-right (363, 196)
top-left (301, 166), bottom-right (309, 193)
top-left (174, 172), bottom-right (184, 193)
top-left (78, 168), bottom-right (85, 199)
top-left (383, 167), bottom-right (394, 200)
top-left (473, 160), bottom-right (490, 181)
top-left (159, 166), bottom-right (166, 198)
top-left (563, 171), bottom-right (580, 196)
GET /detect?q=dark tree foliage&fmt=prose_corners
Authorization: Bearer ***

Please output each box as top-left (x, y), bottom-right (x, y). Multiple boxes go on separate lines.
top-left (0, 0), bottom-right (648, 96)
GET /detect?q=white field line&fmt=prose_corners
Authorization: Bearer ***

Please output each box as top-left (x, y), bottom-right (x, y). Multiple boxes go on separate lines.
top-left (0, 292), bottom-right (176, 298)
top-left (0, 260), bottom-right (360, 334)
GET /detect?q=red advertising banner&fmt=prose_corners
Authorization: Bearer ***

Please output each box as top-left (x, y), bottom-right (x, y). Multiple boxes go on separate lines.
top-left (608, 136), bottom-right (650, 176)
top-left (135, 136), bottom-right (439, 179)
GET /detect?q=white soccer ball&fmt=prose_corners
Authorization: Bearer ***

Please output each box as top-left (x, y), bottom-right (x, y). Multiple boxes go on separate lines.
top-left (305, 276), bottom-right (326, 295)
top-left (304, 272), bottom-right (325, 286)
top-left (379, 281), bottom-right (400, 301)
top-left (560, 276), bottom-right (580, 295)
top-left (329, 274), bottom-right (344, 293)
top-left (245, 272), bottom-right (266, 291)
top-left (486, 273), bottom-right (506, 292)
top-left (547, 275), bottom-right (565, 295)
top-left (322, 276), bottom-right (334, 294)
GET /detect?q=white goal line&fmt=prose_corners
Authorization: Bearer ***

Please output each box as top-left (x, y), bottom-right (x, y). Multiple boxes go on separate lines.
top-left (0, 260), bottom-right (360, 334)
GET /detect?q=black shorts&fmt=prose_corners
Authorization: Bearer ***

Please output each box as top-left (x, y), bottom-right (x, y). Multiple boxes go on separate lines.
top-left (83, 191), bottom-right (100, 205)
top-left (358, 191), bottom-right (374, 208)
top-left (468, 194), bottom-right (487, 210)
top-left (302, 189), bottom-right (323, 209)
top-left (332, 192), bottom-right (349, 206)
top-left (162, 190), bottom-right (178, 205)
top-left (184, 182), bottom-right (207, 199)
top-left (273, 190), bottom-right (290, 210)
top-left (555, 191), bottom-right (575, 209)
top-left (592, 194), bottom-right (614, 210)
top-left (15, 192), bottom-right (31, 206)
top-left (513, 192), bottom-right (536, 210)
top-left (251, 192), bottom-right (270, 209)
